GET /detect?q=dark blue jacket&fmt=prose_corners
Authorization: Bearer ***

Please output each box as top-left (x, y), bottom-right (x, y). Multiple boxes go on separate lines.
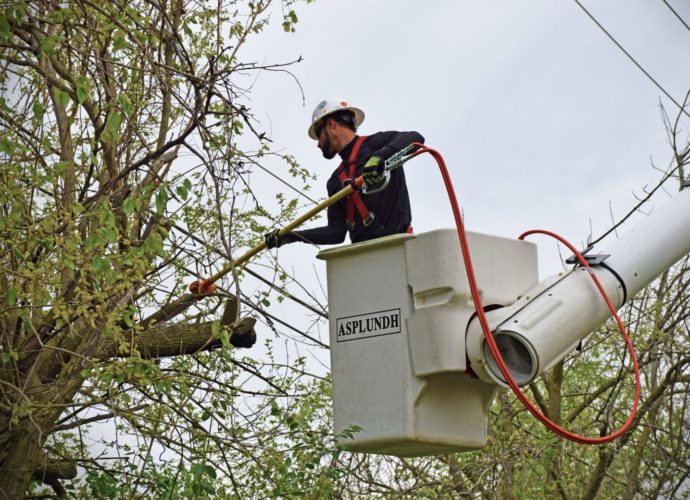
top-left (286, 131), bottom-right (424, 245)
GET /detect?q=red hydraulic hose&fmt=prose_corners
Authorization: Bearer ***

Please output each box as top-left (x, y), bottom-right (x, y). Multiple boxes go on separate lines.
top-left (408, 143), bottom-right (641, 444)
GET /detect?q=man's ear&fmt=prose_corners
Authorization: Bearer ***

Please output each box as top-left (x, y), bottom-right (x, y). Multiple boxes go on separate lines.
top-left (325, 117), bottom-right (335, 133)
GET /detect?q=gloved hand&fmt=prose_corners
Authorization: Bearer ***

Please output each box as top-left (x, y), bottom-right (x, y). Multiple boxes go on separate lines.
top-left (361, 155), bottom-right (384, 187)
top-left (265, 228), bottom-right (283, 249)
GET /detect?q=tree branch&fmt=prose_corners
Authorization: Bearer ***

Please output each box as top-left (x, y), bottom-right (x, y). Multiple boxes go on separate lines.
top-left (107, 316), bottom-right (256, 359)
top-left (32, 454), bottom-right (77, 495)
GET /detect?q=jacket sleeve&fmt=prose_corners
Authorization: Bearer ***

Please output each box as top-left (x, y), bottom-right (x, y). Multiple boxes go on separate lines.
top-left (280, 174), bottom-right (348, 246)
top-left (365, 130), bottom-right (425, 163)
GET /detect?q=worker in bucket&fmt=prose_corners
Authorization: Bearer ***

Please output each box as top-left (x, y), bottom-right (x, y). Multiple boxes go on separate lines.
top-left (265, 98), bottom-right (424, 248)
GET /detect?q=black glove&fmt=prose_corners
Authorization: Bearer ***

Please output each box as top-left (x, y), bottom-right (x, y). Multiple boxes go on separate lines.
top-left (265, 229), bottom-right (283, 249)
top-left (361, 155), bottom-right (384, 187)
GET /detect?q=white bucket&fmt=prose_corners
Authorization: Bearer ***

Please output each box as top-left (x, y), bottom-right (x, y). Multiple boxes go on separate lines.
top-left (318, 229), bottom-right (538, 456)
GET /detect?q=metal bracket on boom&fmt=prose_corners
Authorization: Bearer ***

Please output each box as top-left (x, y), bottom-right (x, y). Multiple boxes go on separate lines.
top-left (565, 252), bottom-right (610, 266)
top-left (362, 144), bottom-right (417, 195)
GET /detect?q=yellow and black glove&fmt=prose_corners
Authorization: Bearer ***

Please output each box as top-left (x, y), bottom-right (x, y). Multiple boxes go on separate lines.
top-left (265, 229), bottom-right (283, 249)
top-left (361, 155), bottom-right (384, 187)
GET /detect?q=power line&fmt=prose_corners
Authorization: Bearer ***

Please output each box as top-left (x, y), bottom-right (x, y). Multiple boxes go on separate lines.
top-left (573, 0), bottom-right (690, 120)
top-left (661, 0), bottom-right (690, 32)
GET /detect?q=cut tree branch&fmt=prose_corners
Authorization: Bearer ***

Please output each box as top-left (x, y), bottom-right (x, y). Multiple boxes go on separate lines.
top-left (107, 316), bottom-right (257, 359)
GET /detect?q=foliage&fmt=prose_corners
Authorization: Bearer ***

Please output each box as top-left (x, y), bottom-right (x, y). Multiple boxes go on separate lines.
top-left (0, 0), bottom-right (323, 497)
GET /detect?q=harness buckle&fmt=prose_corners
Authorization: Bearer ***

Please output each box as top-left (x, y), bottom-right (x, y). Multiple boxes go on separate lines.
top-left (341, 178), bottom-right (358, 191)
top-left (362, 212), bottom-right (376, 227)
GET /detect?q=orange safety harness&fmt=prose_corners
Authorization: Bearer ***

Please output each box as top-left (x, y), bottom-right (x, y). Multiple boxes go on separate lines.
top-left (337, 136), bottom-right (375, 230)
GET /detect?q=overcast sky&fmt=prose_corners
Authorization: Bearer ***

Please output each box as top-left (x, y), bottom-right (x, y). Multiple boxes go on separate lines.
top-left (234, 0), bottom-right (690, 351)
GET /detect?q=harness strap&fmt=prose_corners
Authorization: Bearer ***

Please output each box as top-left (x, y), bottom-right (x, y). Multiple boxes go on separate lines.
top-left (337, 136), bottom-right (374, 229)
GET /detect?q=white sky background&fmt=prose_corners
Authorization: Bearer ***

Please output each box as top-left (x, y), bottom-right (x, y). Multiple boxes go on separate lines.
top-left (235, 0), bottom-right (690, 357)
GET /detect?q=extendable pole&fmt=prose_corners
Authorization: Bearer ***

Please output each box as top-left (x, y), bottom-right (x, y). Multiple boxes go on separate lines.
top-left (140, 177), bottom-right (366, 327)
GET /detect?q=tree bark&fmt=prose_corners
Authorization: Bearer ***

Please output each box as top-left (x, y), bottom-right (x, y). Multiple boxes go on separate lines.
top-left (48, 297), bottom-right (257, 361)
top-left (32, 454), bottom-right (78, 498)
top-left (107, 316), bottom-right (257, 359)
top-left (32, 455), bottom-right (78, 483)
top-left (545, 362), bottom-right (567, 499)
top-left (108, 295), bottom-right (256, 358)
top-left (0, 422), bottom-right (43, 500)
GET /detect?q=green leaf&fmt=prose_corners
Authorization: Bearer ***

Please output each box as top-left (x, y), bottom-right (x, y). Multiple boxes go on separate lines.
top-left (6, 289), bottom-right (16, 306)
top-left (54, 88), bottom-right (71, 107)
top-left (32, 100), bottom-right (45, 122)
top-left (76, 77), bottom-right (89, 104)
top-left (0, 13), bottom-right (10, 39)
top-left (15, 1), bottom-right (26, 23)
top-left (0, 138), bottom-right (14, 155)
top-left (183, 178), bottom-right (192, 191)
top-left (41, 34), bottom-right (60, 56)
top-left (113, 31), bottom-right (128, 51)
top-left (103, 227), bottom-right (118, 243)
top-left (48, 8), bottom-right (63, 23)
top-left (175, 185), bottom-right (188, 200)
top-left (91, 255), bottom-right (104, 271)
top-left (270, 403), bottom-right (280, 417)
top-left (0, 97), bottom-right (12, 114)
top-left (205, 465), bottom-right (217, 479)
top-left (76, 87), bottom-right (86, 104)
top-left (118, 93), bottom-right (133, 116)
top-left (106, 111), bottom-right (122, 132)
top-left (191, 463), bottom-right (205, 478)
top-left (123, 197), bottom-right (135, 214)
top-left (155, 188), bottom-right (167, 213)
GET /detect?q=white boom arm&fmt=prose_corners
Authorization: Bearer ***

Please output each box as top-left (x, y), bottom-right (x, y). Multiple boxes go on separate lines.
top-left (467, 186), bottom-right (690, 386)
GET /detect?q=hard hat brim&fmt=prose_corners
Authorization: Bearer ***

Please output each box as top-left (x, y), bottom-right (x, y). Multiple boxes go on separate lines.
top-left (308, 106), bottom-right (365, 140)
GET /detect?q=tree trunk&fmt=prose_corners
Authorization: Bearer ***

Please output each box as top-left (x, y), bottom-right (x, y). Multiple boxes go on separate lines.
top-left (497, 390), bottom-right (517, 500)
top-left (545, 362), bottom-right (567, 499)
top-left (0, 420), bottom-right (45, 500)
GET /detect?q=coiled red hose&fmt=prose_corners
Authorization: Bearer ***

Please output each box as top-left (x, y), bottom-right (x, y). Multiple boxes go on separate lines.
top-left (408, 143), bottom-right (640, 444)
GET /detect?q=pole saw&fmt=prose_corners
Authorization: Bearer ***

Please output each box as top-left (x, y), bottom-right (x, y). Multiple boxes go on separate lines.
top-left (140, 146), bottom-right (417, 328)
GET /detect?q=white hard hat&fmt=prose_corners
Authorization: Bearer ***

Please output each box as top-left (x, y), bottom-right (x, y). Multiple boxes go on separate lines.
top-left (308, 98), bottom-right (365, 140)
